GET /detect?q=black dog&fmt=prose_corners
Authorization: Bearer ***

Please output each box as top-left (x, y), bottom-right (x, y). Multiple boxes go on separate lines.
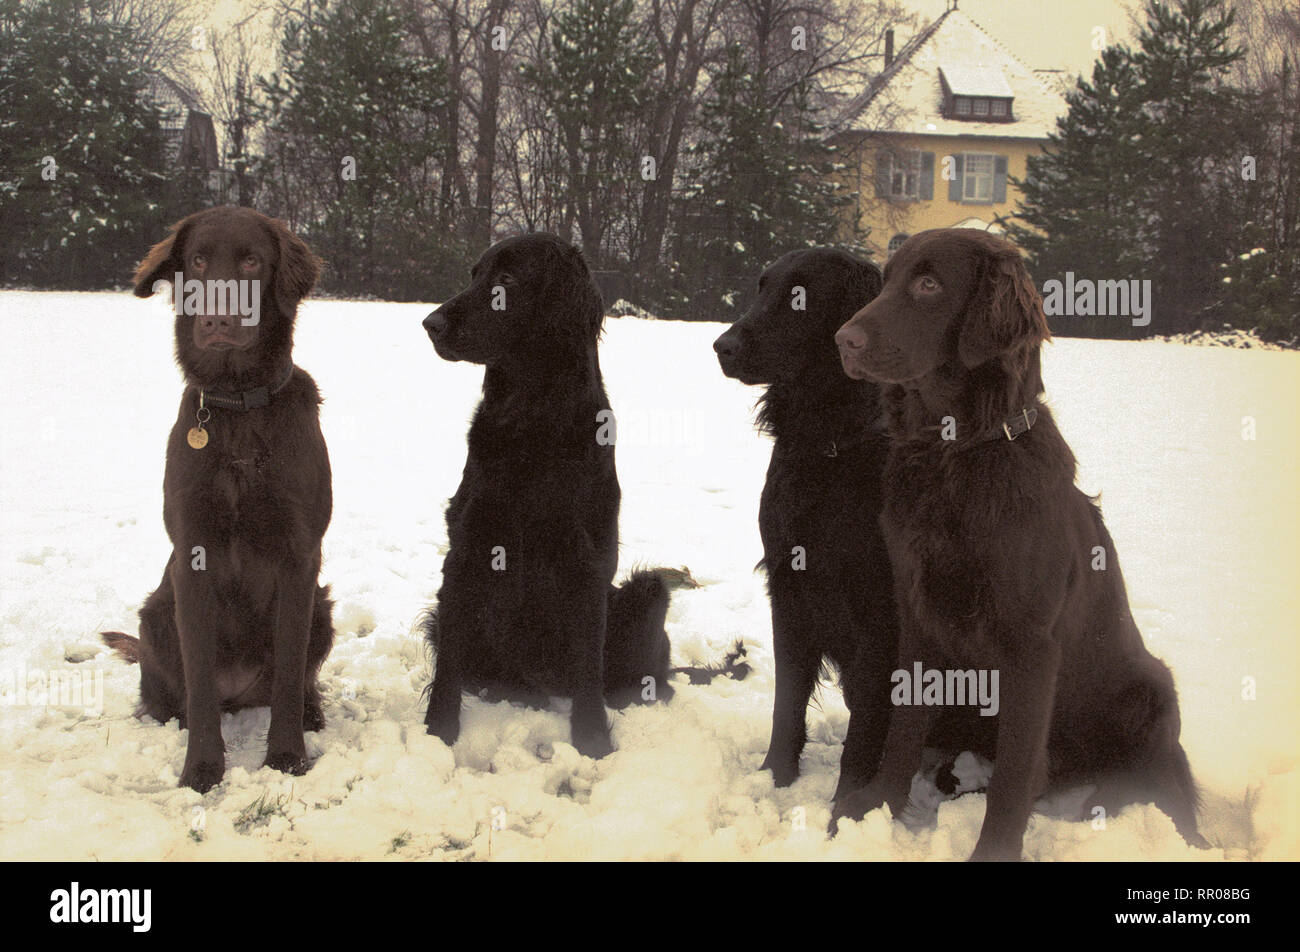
top-left (712, 249), bottom-right (905, 799)
top-left (103, 206), bottom-right (333, 793)
top-left (421, 233), bottom-right (672, 758)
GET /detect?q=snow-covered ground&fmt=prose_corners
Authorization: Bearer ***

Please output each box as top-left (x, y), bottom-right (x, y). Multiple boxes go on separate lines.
top-left (1, 290), bottom-right (1296, 861)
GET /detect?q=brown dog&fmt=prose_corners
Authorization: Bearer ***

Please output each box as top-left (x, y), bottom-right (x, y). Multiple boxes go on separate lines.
top-left (831, 229), bottom-right (1203, 860)
top-left (103, 206), bottom-right (333, 793)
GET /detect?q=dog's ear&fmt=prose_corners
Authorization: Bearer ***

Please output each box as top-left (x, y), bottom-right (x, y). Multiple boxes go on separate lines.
top-left (957, 240), bottom-right (1050, 369)
top-left (545, 236), bottom-right (603, 339)
top-left (133, 214), bottom-right (196, 297)
top-left (270, 217), bottom-right (321, 316)
top-left (844, 258), bottom-right (883, 311)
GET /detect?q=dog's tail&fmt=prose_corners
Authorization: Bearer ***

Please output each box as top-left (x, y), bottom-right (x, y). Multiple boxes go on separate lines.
top-left (603, 568), bottom-right (675, 704)
top-left (101, 630), bottom-right (141, 663)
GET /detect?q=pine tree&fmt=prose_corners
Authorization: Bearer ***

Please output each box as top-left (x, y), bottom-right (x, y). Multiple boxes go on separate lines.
top-left (1133, 0), bottom-right (1247, 329)
top-left (670, 43), bottom-right (862, 320)
top-left (1009, 0), bottom-right (1248, 337)
top-left (0, 0), bottom-right (170, 288)
top-left (520, 0), bottom-right (656, 265)
top-left (1006, 46), bottom-right (1150, 338)
top-left (259, 0), bottom-right (454, 299)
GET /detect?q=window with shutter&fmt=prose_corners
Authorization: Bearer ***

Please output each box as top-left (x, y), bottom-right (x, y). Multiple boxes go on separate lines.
top-left (993, 154), bottom-right (1009, 203)
top-left (874, 150), bottom-right (893, 198)
top-left (878, 149), bottom-right (922, 199)
top-left (919, 152), bottom-right (935, 200)
top-left (948, 154), bottom-right (964, 202)
top-left (962, 152), bottom-right (994, 202)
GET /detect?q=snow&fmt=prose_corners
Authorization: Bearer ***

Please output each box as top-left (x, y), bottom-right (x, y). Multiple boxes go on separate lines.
top-left (1, 290), bottom-right (1296, 861)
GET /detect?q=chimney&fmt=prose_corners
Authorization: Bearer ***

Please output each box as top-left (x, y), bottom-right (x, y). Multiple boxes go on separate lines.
top-left (884, 29), bottom-right (895, 67)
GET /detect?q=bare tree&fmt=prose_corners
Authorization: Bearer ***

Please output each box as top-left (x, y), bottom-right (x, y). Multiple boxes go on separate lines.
top-left (85, 0), bottom-right (205, 75)
top-left (207, 18), bottom-right (261, 205)
top-left (635, 0), bottom-right (729, 273)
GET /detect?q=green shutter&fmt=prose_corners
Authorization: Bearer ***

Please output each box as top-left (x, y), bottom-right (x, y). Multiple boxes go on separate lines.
top-left (874, 150), bottom-right (891, 198)
top-left (993, 155), bottom-right (1008, 203)
top-left (919, 152), bottom-right (934, 200)
top-left (948, 154), bottom-right (963, 202)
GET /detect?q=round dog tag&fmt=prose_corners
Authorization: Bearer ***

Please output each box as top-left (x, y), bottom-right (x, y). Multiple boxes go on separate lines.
top-left (187, 426), bottom-right (209, 449)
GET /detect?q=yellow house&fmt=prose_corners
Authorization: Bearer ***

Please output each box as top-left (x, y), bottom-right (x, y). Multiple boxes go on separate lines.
top-left (829, 5), bottom-right (1068, 259)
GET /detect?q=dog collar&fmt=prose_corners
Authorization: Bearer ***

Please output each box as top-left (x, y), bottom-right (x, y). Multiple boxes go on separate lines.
top-left (200, 364), bottom-right (295, 412)
top-left (1002, 407), bottom-right (1038, 441)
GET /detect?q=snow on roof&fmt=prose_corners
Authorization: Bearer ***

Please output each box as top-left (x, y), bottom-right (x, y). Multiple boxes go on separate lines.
top-left (939, 63), bottom-right (1013, 98)
top-left (834, 9), bottom-right (1066, 141)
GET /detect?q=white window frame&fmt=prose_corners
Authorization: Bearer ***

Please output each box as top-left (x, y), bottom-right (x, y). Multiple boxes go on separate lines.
top-left (990, 99), bottom-right (1008, 117)
top-left (954, 97), bottom-right (971, 116)
top-left (962, 152), bottom-right (995, 202)
top-left (883, 149), bottom-right (921, 199)
top-left (972, 98), bottom-right (990, 116)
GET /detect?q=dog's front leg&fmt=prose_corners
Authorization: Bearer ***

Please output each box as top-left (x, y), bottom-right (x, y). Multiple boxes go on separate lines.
top-left (836, 631), bottom-right (896, 800)
top-left (424, 590), bottom-right (467, 745)
top-left (171, 552), bottom-right (226, 793)
top-left (761, 591), bottom-right (820, 787)
top-left (565, 577), bottom-right (613, 759)
top-left (831, 621), bottom-right (931, 831)
top-left (831, 690), bottom-right (932, 830)
top-left (264, 559), bottom-right (318, 775)
top-left (968, 639), bottom-right (1059, 862)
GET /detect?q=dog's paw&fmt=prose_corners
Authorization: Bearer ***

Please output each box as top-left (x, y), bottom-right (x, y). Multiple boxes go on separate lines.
top-left (263, 750), bottom-right (311, 776)
top-left (829, 783), bottom-right (889, 836)
top-left (968, 838), bottom-right (1024, 862)
top-left (424, 711), bottom-right (460, 747)
top-left (760, 756), bottom-right (799, 789)
top-left (179, 758), bottom-right (225, 794)
top-left (1182, 829), bottom-right (1212, 850)
top-left (423, 692), bottom-right (461, 747)
top-left (572, 723), bottom-right (614, 760)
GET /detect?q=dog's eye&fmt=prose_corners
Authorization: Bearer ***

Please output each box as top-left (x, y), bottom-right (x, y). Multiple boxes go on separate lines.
top-left (241, 255), bottom-right (259, 270)
top-left (913, 275), bottom-right (940, 295)
top-left (192, 255), bottom-right (207, 270)
top-left (494, 272), bottom-right (515, 286)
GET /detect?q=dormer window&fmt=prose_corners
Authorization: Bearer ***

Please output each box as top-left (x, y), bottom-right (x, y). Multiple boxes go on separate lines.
top-left (939, 65), bottom-right (1015, 122)
top-left (947, 94), bottom-right (1012, 120)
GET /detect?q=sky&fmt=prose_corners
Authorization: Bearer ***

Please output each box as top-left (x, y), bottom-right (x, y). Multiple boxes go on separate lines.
top-left (906, 0), bottom-right (1140, 80)
top-left (200, 0), bottom-right (1141, 88)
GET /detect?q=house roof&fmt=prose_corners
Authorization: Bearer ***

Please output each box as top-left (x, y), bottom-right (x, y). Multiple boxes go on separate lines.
top-left (940, 64), bottom-right (1013, 98)
top-left (833, 8), bottom-right (1066, 141)
top-left (147, 74), bottom-right (204, 110)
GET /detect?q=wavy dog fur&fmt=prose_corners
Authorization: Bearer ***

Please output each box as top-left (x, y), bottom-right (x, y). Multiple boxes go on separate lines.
top-left (833, 229), bottom-right (1203, 860)
top-left (420, 233), bottom-right (672, 759)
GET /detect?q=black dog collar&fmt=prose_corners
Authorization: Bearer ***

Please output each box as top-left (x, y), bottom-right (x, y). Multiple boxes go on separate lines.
top-left (1002, 407), bottom-right (1038, 441)
top-left (200, 364), bottom-right (295, 411)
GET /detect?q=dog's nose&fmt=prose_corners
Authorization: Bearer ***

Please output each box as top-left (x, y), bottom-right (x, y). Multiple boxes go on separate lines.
top-left (423, 309), bottom-right (448, 339)
top-left (198, 313), bottom-right (235, 330)
top-left (835, 323), bottom-right (868, 352)
top-left (713, 332), bottom-right (740, 358)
